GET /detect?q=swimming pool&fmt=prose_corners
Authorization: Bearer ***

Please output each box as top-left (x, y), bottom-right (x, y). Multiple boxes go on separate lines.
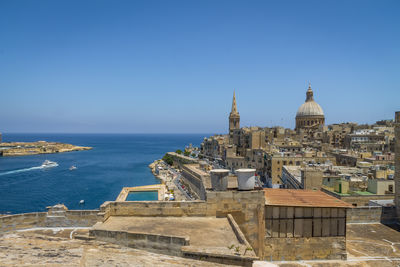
top-left (125, 190), bottom-right (159, 201)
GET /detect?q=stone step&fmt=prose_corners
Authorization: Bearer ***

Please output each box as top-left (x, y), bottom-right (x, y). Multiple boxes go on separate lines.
top-left (74, 234), bottom-right (95, 241)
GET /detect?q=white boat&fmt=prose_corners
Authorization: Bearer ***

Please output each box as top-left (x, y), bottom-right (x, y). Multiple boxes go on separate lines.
top-left (79, 200), bottom-right (85, 204)
top-left (69, 165), bottom-right (77, 171)
top-left (41, 160), bottom-right (58, 168)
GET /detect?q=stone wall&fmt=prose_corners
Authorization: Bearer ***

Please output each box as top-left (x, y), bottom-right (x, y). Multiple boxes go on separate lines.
top-left (395, 111), bottom-right (400, 219)
top-left (264, 236), bottom-right (346, 261)
top-left (205, 190), bottom-right (265, 258)
top-left (346, 206), bottom-right (397, 224)
top-left (0, 212), bottom-right (47, 232)
top-left (90, 229), bottom-right (189, 256)
top-left (0, 205), bottom-right (99, 232)
top-left (99, 201), bottom-right (208, 221)
top-left (181, 164), bottom-right (208, 200)
top-left (346, 206), bottom-right (382, 223)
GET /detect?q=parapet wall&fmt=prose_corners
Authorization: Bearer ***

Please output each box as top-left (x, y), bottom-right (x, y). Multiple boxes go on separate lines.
top-left (99, 201), bottom-right (208, 220)
top-left (0, 212), bottom-right (47, 232)
top-left (346, 206), bottom-right (382, 223)
top-left (0, 206), bottom-right (99, 232)
top-left (264, 236), bottom-right (346, 261)
top-left (347, 206), bottom-right (397, 224)
top-left (90, 229), bottom-right (189, 256)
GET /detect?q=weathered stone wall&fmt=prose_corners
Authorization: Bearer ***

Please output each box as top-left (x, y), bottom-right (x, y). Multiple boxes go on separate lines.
top-left (206, 190), bottom-right (265, 258)
top-left (264, 236), bottom-right (346, 261)
top-left (0, 212), bottom-right (47, 232)
top-left (0, 208), bottom-right (99, 232)
top-left (302, 168), bottom-right (324, 190)
top-left (100, 201), bottom-right (208, 220)
top-left (90, 229), bottom-right (189, 256)
top-left (395, 111), bottom-right (400, 219)
top-left (346, 207), bottom-right (382, 223)
top-left (181, 165), bottom-right (208, 200)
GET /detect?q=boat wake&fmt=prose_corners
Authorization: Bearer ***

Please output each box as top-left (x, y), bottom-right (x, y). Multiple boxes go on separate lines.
top-left (0, 166), bottom-right (44, 176)
top-left (0, 160), bottom-right (59, 176)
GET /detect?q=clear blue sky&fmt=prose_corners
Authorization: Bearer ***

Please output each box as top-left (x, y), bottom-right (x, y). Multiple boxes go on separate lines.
top-left (0, 0), bottom-right (399, 133)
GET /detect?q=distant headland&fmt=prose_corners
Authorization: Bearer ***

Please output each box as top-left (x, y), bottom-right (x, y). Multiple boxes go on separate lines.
top-left (0, 141), bottom-right (92, 156)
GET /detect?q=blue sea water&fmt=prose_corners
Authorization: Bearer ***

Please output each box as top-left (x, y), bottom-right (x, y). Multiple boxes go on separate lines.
top-left (0, 133), bottom-right (207, 214)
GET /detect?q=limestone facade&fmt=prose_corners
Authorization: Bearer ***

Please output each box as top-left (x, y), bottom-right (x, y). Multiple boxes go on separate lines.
top-left (395, 111), bottom-right (400, 218)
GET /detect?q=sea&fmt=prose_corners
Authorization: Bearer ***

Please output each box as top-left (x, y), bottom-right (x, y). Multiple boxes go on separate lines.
top-left (0, 133), bottom-right (208, 214)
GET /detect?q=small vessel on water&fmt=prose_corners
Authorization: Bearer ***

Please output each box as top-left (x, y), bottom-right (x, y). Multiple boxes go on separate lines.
top-left (69, 165), bottom-right (77, 171)
top-left (79, 200), bottom-right (85, 205)
top-left (41, 160), bottom-right (58, 168)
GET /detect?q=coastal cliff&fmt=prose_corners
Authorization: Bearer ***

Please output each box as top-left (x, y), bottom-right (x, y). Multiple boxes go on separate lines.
top-left (0, 141), bottom-right (92, 156)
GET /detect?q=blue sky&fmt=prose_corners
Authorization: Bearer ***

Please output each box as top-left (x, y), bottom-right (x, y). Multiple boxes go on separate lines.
top-left (0, 0), bottom-right (399, 133)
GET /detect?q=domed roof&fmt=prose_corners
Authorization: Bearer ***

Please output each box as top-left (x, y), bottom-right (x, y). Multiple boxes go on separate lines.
top-left (296, 85), bottom-right (324, 117)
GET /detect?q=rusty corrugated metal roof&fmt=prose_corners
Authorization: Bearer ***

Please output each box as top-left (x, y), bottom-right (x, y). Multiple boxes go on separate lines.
top-left (263, 189), bottom-right (352, 208)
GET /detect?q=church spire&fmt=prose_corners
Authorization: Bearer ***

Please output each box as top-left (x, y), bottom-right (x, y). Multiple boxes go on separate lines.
top-left (231, 90), bottom-right (238, 115)
top-left (229, 90), bottom-right (240, 141)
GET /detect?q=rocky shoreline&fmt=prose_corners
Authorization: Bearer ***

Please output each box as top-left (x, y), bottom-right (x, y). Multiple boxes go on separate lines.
top-left (0, 141), bottom-right (92, 156)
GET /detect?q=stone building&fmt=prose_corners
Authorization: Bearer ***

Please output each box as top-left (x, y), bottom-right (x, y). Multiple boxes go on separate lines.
top-left (265, 153), bottom-right (335, 188)
top-left (200, 135), bottom-right (228, 159)
top-left (395, 111), bottom-right (400, 218)
top-left (295, 84), bottom-right (325, 132)
top-left (264, 189), bottom-right (350, 261)
top-left (229, 91), bottom-right (240, 144)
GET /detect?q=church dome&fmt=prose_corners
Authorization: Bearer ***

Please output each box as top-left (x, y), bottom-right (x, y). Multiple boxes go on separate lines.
top-left (296, 85), bottom-right (324, 118)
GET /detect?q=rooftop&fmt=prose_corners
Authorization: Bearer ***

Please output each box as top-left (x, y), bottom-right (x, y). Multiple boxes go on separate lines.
top-left (263, 189), bottom-right (352, 208)
top-left (94, 216), bottom-right (241, 247)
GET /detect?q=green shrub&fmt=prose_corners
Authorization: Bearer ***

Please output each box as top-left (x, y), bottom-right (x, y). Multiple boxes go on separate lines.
top-left (162, 154), bottom-right (173, 165)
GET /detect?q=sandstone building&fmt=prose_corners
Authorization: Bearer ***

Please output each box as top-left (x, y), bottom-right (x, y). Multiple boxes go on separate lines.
top-left (395, 111), bottom-right (400, 217)
top-left (295, 84), bottom-right (325, 132)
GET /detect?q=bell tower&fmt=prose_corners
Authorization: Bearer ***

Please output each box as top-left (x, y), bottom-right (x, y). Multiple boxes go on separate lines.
top-left (229, 91), bottom-right (240, 141)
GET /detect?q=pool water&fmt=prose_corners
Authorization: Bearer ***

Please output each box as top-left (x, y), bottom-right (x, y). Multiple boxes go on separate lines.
top-left (126, 191), bottom-right (159, 201)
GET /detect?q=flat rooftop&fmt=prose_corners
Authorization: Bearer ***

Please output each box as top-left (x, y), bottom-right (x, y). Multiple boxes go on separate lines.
top-left (263, 189), bottom-right (352, 208)
top-left (94, 216), bottom-right (241, 247)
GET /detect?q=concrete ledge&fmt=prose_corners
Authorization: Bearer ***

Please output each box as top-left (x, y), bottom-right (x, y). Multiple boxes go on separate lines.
top-left (90, 229), bottom-right (190, 256)
top-left (181, 246), bottom-right (257, 267)
top-left (227, 214), bottom-right (252, 249)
